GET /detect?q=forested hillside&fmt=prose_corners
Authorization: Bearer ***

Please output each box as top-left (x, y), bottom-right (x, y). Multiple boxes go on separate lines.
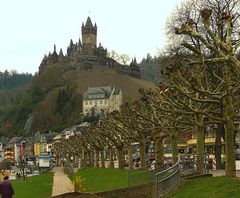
top-left (140, 54), bottom-right (172, 83)
top-left (0, 70), bottom-right (33, 121)
top-left (0, 64), bottom-right (155, 137)
top-left (0, 70), bottom-right (33, 90)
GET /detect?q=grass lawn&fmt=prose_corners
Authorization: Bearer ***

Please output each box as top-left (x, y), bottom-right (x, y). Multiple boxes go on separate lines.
top-left (70, 168), bottom-right (144, 193)
top-left (168, 176), bottom-right (240, 198)
top-left (11, 172), bottom-right (53, 198)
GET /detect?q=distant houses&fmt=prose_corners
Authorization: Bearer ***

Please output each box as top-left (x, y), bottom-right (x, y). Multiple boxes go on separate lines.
top-left (1, 132), bottom-right (55, 169)
top-left (0, 123), bottom-right (90, 166)
top-left (0, 85), bottom-right (122, 169)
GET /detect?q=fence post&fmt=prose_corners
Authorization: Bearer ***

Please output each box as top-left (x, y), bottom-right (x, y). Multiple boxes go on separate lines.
top-left (212, 158), bottom-right (216, 170)
top-left (155, 174), bottom-right (158, 198)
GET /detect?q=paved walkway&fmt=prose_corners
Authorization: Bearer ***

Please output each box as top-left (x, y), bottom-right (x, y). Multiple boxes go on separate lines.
top-left (210, 170), bottom-right (240, 177)
top-left (51, 167), bottom-right (74, 197)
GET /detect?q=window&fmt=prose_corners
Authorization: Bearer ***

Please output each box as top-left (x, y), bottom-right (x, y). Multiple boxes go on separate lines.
top-left (85, 101), bottom-right (88, 105)
top-left (95, 101), bottom-right (98, 105)
top-left (164, 147), bottom-right (172, 154)
top-left (89, 101), bottom-right (92, 105)
top-left (100, 100), bottom-right (103, 105)
top-left (104, 100), bottom-right (108, 105)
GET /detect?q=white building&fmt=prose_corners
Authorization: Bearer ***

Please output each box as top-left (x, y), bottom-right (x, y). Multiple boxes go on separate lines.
top-left (82, 86), bottom-right (123, 116)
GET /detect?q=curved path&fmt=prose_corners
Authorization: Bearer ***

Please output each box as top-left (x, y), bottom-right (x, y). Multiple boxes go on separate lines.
top-left (51, 167), bottom-right (74, 197)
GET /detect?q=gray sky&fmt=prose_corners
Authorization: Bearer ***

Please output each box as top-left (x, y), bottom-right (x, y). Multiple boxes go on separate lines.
top-left (0, 0), bottom-right (182, 74)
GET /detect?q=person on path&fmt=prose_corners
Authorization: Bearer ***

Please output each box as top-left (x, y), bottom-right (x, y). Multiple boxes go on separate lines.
top-left (0, 176), bottom-right (15, 198)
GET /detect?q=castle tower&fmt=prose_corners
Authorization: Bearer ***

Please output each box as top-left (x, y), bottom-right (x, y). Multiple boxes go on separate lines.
top-left (81, 17), bottom-right (97, 55)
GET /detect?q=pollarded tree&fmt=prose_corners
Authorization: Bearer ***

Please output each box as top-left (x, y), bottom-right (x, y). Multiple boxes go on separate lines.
top-left (52, 141), bottom-right (66, 166)
top-left (96, 117), bottom-right (128, 169)
top-left (151, 70), bottom-right (220, 172)
top-left (109, 105), bottom-right (153, 168)
top-left (138, 88), bottom-right (195, 165)
top-left (166, 0), bottom-right (240, 177)
top-left (81, 125), bottom-right (108, 168)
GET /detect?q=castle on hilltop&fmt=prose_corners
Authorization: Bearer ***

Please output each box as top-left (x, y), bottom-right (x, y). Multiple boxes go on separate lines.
top-left (39, 17), bottom-right (141, 78)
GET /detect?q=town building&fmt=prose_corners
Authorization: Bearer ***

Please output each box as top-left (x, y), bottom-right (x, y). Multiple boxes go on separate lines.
top-left (82, 86), bottom-right (123, 116)
top-left (4, 137), bottom-right (23, 163)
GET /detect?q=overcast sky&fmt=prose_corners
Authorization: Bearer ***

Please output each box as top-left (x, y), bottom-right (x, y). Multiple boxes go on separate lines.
top-left (0, 0), bottom-right (182, 74)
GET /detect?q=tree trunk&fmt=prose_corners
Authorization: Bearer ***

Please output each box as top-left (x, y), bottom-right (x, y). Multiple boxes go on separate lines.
top-left (139, 140), bottom-right (146, 167)
top-left (171, 133), bottom-right (178, 164)
top-left (154, 136), bottom-right (165, 164)
top-left (117, 146), bottom-right (124, 169)
top-left (95, 151), bottom-right (99, 168)
top-left (128, 144), bottom-right (134, 169)
top-left (88, 150), bottom-right (94, 167)
top-left (80, 149), bottom-right (85, 168)
top-left (215, 124), bottom-right (224, 169)
top-left (223, 95), bottom-right (236, 177)
top-left (73, 155), bottom-right (77, 168)
top-left (108, 147), bottom-right (114, 168)
top-left (100, 150), bottom-right (105, 168)
top-left (195, 114), bottom-right (205, 174)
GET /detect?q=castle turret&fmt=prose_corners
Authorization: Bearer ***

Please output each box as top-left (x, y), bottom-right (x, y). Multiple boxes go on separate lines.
top-left (76, 38), bottom-right (82, 55)
top-left (49, 44), bottom-right (59, 63)
top-left (59, 48), bottom-right (64, 62)
top-left (82, 17), bottom-right (97, 55)
top-left (129, 57), bottom-right (140, 78)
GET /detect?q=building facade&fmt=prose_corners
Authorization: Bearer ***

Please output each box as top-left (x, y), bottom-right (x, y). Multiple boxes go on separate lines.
top-left (82, 86), bottom-right (123, 116)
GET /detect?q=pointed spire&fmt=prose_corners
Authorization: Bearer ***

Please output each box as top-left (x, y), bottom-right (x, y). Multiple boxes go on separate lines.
top-left (54, 44), bottom-right (56, 52)
top-left (134, 57), bottom-right (137, 64)
top-left (67, 47), bottom-right (70, 56)
top-left (130, 57), bottom-right (138, 67)
top-left (70, 39), bottom-right (73, 47)
top-left (59, 48), bottom-right (63, 57)
top-left (42, 54), bottom-right (48, 60)
top-left (85, 16), bottom-right (94, 28)
top-left (82, 17), bottom-right (97, 34)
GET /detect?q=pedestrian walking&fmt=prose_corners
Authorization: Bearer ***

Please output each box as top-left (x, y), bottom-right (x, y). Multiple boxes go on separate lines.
top-left (0, 175), bottom-right (15, 198)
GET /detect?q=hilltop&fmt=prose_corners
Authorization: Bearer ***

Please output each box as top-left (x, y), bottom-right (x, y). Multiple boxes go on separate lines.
top-left (0, 63), bottom-right (155, 136)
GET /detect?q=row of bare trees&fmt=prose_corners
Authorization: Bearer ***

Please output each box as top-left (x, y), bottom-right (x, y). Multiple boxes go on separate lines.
top-left (163, 0), bottom-right (240, 177)
top-left (51, 88), bottom-right (192, 171)
top-left (52, 0), bottom-right (240, 177)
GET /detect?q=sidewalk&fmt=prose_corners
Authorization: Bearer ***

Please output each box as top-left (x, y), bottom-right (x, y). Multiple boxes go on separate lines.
top-left (51, 167), bottom-right (74, 197)
top-left (210, 170), bottom-right (240, 177)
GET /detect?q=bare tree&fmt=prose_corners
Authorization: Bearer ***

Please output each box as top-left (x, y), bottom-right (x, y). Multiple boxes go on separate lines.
top-left (166, 0), bottom-right (240, 177)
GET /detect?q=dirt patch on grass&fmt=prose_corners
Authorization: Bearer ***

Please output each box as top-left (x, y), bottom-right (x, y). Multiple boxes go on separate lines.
top-left (51, 192), bottom-right (103, 198)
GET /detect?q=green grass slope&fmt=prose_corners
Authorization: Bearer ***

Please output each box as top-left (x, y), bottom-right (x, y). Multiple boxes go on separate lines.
top-left (168, 176), bottom-right (240, 198)
top-left (12, 172), bottom-right (53, 198)
top-left (70, 168), bottom-right (144, 193)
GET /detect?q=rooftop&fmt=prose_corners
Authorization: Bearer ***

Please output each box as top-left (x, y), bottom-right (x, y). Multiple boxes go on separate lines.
top-left (83, 86), bottom-right (114, 100)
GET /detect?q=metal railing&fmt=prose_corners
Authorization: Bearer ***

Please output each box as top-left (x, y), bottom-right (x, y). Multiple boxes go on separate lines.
top-left (179, 153), bottom-right (210, 175)
top-left (155, 157), bottom-right (181, 198)
top-left (128, 163), bottom-right (169, 187)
